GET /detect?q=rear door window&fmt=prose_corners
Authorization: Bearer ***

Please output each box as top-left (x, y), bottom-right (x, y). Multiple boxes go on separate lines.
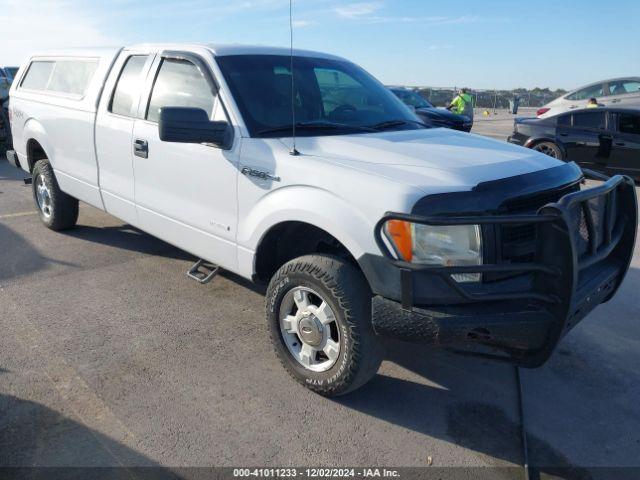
top-left (566, 84), bottom-right (605, 101)
top-left (146, 58), bottom-right (216, 123)
top-left (110, 55), bottom-right (149, 117)
top-left (573, 111), bottom-right (606, 130)
top-left (606, 80), bottom-right (640, 97)
top-left (619, 113), bottom-right (640, 135)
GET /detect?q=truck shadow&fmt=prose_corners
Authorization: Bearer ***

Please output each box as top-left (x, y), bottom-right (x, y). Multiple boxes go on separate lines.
top-left (338, 342), bottom-right (594, 479)
top-left (334, 266), bottom-right (640, 480)
top-left (0, 159), bottom-right (28, 182)
top-left (0, 223), bottom-right (78, 283)
top-left (0, 371), bottom-right (179, 477)
top-left (63, 224), bottom-right (193, 262)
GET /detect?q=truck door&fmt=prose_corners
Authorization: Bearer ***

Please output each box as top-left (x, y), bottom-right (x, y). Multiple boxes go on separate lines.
top-left (95, 50), bottom-right (155, 225)
top-left (131, 52), bottom-right (239, 271)
top-left (608, 111), bottom-right (640, 177)
top-left (559, 110), bottom-right (610, 172)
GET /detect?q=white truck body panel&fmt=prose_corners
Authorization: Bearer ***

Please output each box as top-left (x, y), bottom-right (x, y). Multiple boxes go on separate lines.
top-left (9, 43), bottom-right (563, 281)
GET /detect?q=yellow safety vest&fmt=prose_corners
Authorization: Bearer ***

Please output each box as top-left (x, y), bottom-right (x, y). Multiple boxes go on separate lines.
top-left (451, 93), bottom-right (472, 115)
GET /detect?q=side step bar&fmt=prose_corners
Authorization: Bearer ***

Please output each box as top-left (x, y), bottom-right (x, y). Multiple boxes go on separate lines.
top-left (186, 259), bottom-right (219, 284)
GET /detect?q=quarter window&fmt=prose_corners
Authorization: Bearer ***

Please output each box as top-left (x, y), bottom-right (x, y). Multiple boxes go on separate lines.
top-left (110, 55), bottom-right (148, 117)
top-left (573, 111), bottom-right (606, 130)
top-left (619, 113), bottom-right (640, 135)
top-left (146, 58), bottom-right (215, 123)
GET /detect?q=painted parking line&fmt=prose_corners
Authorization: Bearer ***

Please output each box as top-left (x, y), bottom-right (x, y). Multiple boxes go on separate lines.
top-left (0, 211), bottom-right (37, 219)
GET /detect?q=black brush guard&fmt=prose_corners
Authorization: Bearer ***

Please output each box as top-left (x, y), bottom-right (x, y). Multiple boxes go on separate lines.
top-left (373, 175), bottom-right (637, 367)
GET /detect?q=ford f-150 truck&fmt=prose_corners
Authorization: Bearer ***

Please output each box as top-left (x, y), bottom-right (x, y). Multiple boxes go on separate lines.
top-left (6, 44), bottom-right (637, 396)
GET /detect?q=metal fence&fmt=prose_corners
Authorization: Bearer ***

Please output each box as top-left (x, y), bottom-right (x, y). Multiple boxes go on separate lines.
top-left (412, 87), bottom-right (565, 109)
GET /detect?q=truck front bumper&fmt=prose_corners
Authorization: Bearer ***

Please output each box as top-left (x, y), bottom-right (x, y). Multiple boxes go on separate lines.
top-left (369, 174), bottom-right (637, 367)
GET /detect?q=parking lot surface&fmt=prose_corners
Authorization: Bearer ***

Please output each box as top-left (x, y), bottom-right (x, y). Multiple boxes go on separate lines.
top-left (1, 117), bottom-right (639, 478)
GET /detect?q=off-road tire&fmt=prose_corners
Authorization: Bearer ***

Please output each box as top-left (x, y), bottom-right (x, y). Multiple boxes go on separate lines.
top-left (532, 141), bottom-right (563, 160)
top-left (266, 254), bottom-right (383, 396)
top-left (32, 159), bottom-right (79, 230)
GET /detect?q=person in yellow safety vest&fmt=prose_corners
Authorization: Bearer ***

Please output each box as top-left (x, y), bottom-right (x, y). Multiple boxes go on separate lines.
top-left (448, 88), bottom-right (474, 118)
top-left (586, 97), bottom-right (600, 108)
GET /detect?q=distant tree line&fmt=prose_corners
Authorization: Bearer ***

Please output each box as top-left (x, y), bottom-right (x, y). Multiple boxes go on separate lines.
top-left (413, 87), bottom-right (568, 109)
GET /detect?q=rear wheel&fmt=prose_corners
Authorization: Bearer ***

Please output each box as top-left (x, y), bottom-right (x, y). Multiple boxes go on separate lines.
top-left (532, 141), bottom-right (563, 160)
top-left (32, 159), bottom-right (79, 231)
top-left (266, 254), bottom-right (383, 396)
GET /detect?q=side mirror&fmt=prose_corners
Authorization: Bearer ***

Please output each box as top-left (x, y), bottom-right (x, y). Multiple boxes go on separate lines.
top-left (159, 107), bottom-right (231, 148)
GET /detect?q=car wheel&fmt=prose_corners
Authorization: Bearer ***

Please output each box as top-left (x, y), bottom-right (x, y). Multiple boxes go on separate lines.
top-left (533, 141), bottom-right (563, 160)
top-left (266, 254), bottom-right (383, 396)
top-left (32, 159), bottom-right (79, 230)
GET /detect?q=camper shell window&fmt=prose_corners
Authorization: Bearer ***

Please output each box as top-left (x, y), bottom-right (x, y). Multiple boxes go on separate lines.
top-left (20, 59), bottom-right (98, 97)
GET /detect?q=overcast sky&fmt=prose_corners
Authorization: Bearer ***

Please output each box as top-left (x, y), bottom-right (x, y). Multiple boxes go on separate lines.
top-left (1, 0), bottom-right (637, 90)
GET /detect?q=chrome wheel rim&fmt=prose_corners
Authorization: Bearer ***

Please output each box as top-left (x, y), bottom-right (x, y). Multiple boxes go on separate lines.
top-left (35, 175), bottom-right (52, 219)
top-left (534, 144), bottom-right (559, 158)
top-left (279, 286), bottom-right (341, 373)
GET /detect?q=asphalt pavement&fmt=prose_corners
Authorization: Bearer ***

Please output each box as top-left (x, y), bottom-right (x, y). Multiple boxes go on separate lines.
top-left (1, 117), bottom-right (639, 479)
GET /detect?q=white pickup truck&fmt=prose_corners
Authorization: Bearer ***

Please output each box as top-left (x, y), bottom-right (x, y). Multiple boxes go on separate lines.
top-left (6, 44), bottom-right (637, 396)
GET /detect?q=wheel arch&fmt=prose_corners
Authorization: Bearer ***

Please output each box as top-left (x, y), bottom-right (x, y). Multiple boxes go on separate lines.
top-left (526, 137), bottom-right (566, 160)
top-left (253, 220), bottom-right (361, 283)
top-left (23, 119), bottom-right (53, 173)
top-left (242, 186), bottom-right (379, 284)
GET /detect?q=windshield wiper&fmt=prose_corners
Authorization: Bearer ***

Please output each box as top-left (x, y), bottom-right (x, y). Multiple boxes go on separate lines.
top-left (257, 121), bottom-right (375, 136)
top-left (368, 119), bottom-right (427, 131)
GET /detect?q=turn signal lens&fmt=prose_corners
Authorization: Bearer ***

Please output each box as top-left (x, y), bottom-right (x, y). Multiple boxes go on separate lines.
top-left (536, 108), bottom-right (550, 117)
top-left (384, 220), bottom-right (413, 262)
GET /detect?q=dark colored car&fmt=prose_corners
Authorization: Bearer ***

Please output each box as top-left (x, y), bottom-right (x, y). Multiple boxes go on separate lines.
top-left (508, 107), bottom-right (640, 180)
top-left (390, 87), bottom-right (473, 132)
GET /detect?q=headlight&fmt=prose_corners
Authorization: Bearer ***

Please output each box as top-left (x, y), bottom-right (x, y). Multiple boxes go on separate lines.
top-left (383, 220), bottom-right (483, 282)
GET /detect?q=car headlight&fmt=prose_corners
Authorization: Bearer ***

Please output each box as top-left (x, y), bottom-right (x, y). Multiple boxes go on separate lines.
top-left (383, 220), bottom-right (483, 282)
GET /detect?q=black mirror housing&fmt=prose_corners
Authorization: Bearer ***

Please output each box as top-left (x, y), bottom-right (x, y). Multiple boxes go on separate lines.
top-left (159, 107), bottom-right (231, 148)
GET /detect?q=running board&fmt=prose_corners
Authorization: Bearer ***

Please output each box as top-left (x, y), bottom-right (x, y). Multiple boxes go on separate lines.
top-left (186, 259), bottom-right (219, 284)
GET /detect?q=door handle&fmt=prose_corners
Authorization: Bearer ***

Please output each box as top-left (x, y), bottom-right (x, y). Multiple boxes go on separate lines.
top-left (134, 139), bottom-right (148, 158)
top-left (559, 133), bottom-right (569, 137)
top-left (611, 99), bottom-right (621, 103)
top-left (615, 142), bottom-right (626, 147)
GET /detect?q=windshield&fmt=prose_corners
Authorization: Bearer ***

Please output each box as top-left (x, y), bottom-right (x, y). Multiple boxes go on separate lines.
top-left (391, 89), bottom-right (433, 109)
top-left (216, 55), bottom-right (424, 137)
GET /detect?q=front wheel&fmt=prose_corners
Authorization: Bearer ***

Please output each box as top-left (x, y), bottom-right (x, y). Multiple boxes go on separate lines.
top-left (32, 159), bottom-right (79, 231)
top-left (266, 254), bottom-right (383, 396)
top-left (532, 141), bottom-right (563, 160)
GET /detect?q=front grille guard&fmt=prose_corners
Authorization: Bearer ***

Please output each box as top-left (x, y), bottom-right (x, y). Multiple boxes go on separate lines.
top-left (374, 174), bottom-right (637, 365)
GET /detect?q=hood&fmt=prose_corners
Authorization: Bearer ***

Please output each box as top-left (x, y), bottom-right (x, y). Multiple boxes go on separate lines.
top-left (416, 107), bottom-right (469, 124)
top-left (283, 128), bottom-right (564, 193)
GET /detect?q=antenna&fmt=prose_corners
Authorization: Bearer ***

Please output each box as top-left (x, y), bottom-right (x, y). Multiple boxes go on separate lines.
top-left (289, 0), bottom-right (300, 156)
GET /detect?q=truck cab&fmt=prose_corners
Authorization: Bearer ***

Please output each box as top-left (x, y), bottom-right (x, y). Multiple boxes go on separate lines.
top-left (7, 44), bottom-right (637, 396)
